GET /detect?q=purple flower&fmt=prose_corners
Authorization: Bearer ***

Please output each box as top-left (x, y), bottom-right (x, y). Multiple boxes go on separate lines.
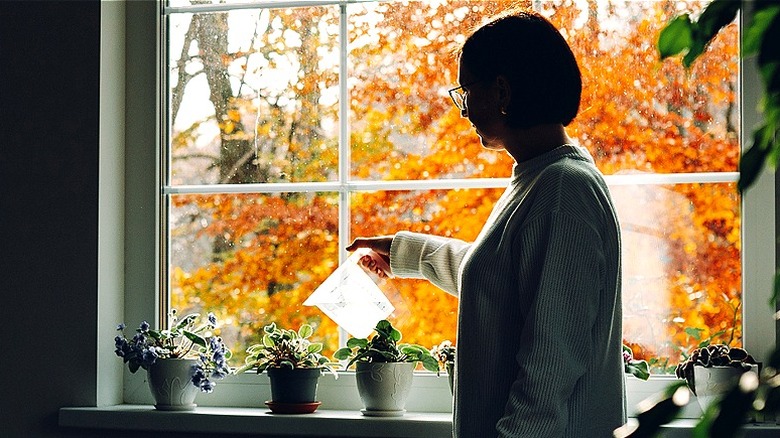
top-left (114, 336), bottom-right (128, 357)
top-left (139, 321), bottom-right (150, 332)
top-left (207, 313), bottom-right (217, 326)
top-left (141, 347), bottom-right (159, 366)
top-left (200, 379), bottom-right (215, 393)
top-left (116, 323), bottom-right (126, 331)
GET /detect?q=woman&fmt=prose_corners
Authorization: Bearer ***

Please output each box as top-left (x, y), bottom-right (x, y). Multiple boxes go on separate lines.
top-left (349, 10), bottom-right (626, 437)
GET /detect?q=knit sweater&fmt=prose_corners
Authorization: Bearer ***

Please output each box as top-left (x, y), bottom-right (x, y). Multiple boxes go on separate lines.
top-left (389, 145), bottom-right (625, 437)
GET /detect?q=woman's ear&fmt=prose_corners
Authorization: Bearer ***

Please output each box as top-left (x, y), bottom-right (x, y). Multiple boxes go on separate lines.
top-left (495, 75), bottom-right (512, 114)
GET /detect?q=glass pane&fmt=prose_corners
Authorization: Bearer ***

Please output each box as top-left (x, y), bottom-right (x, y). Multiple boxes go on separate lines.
top-left (568, 0), bottom-right (740, 177)
top-left (347, 0), bottom-right (738, 181)
top-left (348, 1), bottom-right (514, 181)
top-left (351, 187), bottom-right (506, 350)
top-left (168, 6), bottom-right (340, 185)
top-left (165, 0), bottom-right (741, 375)
top-left (615, 182), bottom-right (741, 372)
top-left (169, 192), bottom-right (341, 362)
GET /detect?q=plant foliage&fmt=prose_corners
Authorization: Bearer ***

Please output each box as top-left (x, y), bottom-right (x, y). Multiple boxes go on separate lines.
top-left (334, 319), bottom-right (439, 372)
top-left (238, 322), bottom-right (338, 377)
top-left (113, 309), bottom-right (232, 392)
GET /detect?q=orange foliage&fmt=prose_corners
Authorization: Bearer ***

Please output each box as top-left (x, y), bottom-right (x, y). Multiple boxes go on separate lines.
top-left (169, 1), bottom-right (740, 370)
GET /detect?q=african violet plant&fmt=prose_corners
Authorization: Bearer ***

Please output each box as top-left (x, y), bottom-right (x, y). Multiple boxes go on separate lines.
top-left (623, 344), bottom-right (650, 381)
top-left (238, 322), bottom-right (338, 377)
top-left (430, 340), bottom-right (456, 377)
top-left (334, 319), bottom-right (439, 372)
top-left (114, 309), bottom-right (233, 393)
top-left (674, 343), bottom-right (757, 395)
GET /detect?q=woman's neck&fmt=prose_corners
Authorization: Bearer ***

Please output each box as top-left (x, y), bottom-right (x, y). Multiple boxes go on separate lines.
top-left (503, 124), bottom-right (572, 162)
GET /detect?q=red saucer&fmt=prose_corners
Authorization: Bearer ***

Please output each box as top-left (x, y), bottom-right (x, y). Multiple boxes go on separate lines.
top-left (265, 400), bottom-right (322, 414)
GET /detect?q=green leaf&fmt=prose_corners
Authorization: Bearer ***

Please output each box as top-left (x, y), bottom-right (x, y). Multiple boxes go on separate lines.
top-left (307, 342), bottom-right (323, 354)
top-left (695, 0), bottom-right (740, 44)
top-left (737, 127), bottom-right (772, 192)
top-left (658, 15), bottom-right (693, 60)
top-left (626, 361), bottom-right (650, 381)
top-left (684, 327), bottom-right (704, 340)
top-left (298, 324), bottom-right (314, 339)
top-left (682, 39), bottom-right (707, 69)
top-left (375, 319), bottom-right (391, 333)
top-left (262, 334), bottom-right (274, 348)
top-left (744, 4), bottom-right (780, 55)
top-left (707, 380), bottom-right (757, 437)
top-left (771, 271), bottom-right (780, 308)
top-left (182, 329), bottom-right (206, 348)
top-left (333, 347), bottom-right (351, 360)
top-left (421, 356), bottom-right (439, 372)
top-left (346, 337), bottom-right (368, 349)
top-left (175, 313), bottom-right (199, 330)
top-left (399, 344), bottom-right (424, 355)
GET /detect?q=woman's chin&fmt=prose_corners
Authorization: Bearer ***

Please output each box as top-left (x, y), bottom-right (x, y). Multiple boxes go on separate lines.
top-left (479, 136), bottom-right (504, 151)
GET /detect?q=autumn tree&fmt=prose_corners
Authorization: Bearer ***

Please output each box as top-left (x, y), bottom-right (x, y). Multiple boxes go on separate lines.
top-left (168, 0), bottom-right (740, 369)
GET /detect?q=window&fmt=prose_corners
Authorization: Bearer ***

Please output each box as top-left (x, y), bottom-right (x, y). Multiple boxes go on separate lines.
top-left (159, 0), bottom-right (764, 388)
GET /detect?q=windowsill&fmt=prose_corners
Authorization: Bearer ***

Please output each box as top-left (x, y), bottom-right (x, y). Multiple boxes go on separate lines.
top-left (58, 405), bottom-right (452, 437)
top-left (59, 405), bottom-right (780, 438)
top-left (59, 373), bottom-right (778, 437)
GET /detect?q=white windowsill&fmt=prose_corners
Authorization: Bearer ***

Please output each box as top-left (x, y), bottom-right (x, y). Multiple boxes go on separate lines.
top-left (61, 372), bottom-right (779, 437)
top-left (58, 405), bottom-right (452, 437)
top-left (58, 405), bottom-right (780, 438)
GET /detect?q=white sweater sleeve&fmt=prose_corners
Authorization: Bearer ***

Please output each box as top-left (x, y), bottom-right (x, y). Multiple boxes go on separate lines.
top-left (388, 231), bottom-right (471, 296)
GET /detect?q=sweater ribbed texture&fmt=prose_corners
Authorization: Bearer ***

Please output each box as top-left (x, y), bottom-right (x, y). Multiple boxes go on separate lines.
top-left (390, 145), bottom-right (626, 437)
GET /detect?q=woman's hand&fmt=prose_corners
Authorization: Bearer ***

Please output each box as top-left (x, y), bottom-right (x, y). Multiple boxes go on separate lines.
top-left (347, 236), bottom-right (393, 278)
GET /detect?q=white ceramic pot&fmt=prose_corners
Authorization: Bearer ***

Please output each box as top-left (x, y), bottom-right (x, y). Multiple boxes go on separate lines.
top-left (693, 364), bottom-right (758, 413)
top-left (355, 362), bottom-right (414, 416)
top-left (147, 358), bottom-right (199, 411)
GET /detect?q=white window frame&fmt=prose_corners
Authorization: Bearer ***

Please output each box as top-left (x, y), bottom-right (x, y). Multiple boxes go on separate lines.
top-left (116, 0), bottom-right (776, 419)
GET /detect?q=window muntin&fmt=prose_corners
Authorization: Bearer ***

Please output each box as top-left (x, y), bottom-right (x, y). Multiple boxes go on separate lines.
top-left (164, 0), bottom-right (740, 373)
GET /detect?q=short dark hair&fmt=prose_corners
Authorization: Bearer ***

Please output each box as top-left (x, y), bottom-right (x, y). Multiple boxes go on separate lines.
top-left (460, 10), bottom-right (582, 128)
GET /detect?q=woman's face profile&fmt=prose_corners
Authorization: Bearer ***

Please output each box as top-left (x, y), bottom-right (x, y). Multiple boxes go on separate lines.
top-left (457, 63), bottom-right (505, 151)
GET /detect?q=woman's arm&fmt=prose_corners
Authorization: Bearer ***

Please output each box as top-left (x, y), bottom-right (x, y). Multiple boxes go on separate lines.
top-left (389, 231), bottom-right (471, 296)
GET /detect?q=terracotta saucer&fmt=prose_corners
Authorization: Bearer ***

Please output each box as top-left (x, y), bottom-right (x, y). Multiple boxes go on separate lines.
top-left (265, 400), bottom-right (322, 414)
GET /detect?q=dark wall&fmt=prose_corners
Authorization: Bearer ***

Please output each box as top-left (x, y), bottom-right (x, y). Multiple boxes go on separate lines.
top-left (0, 1), bottom-right (100, 437)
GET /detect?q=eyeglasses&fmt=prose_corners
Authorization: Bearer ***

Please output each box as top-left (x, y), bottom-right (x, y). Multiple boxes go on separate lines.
top-left (448, 80), bottom-right (481, 112)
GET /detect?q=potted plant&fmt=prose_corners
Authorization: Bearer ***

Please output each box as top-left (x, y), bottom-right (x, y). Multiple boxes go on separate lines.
top-left (334, 319), bottom-right (438, 416)
top-left (622, 344), bottom-right (650, 381)
top-left (430, 340), bottom-right (456, 394)
top-left (238, 322), bottom-right (337, 414)
top-left (114, 309), bottom-right (233, 410)
top-left (674, 343), bottom-right (758, 413)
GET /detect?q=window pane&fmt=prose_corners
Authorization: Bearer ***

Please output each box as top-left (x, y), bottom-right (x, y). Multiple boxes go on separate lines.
top-left (348, 0), bottom-right (739, 181)
top-left (616, 182), bottom-right (741, 372)
top-left (169, 192), bottom-right (341, 361)
top-left (164, 0), bottom-right (740, 375)
top-left (168, 6), bottom-right (340, 185)
top-left (348, 1), bottom-right (515, 181)
top-left (566, 1), bottom-right (740, 176)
